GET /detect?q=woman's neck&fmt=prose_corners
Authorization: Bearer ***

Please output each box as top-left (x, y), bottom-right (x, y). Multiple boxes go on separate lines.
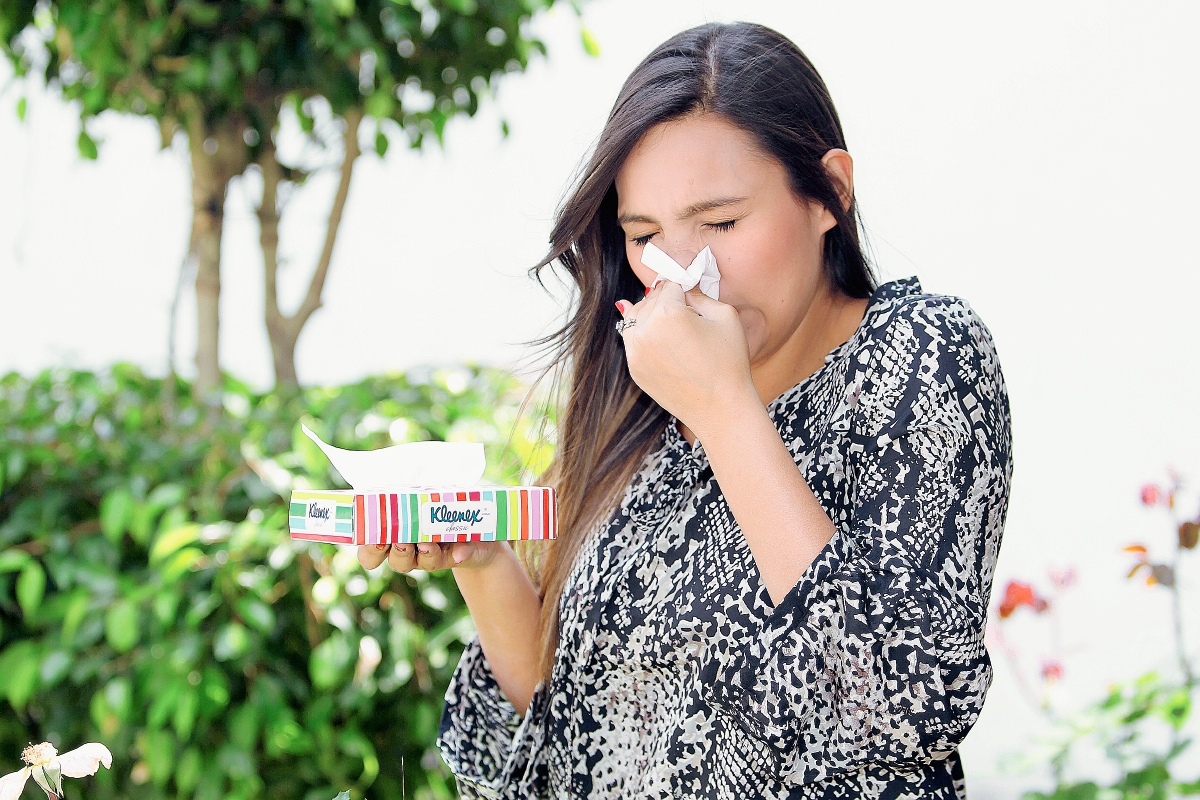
top-left (678, 285), bottom-right (868, 446)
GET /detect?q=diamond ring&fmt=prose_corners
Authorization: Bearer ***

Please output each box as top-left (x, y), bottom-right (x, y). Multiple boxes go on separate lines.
top-left (615, 317), bottom-right (637, 333)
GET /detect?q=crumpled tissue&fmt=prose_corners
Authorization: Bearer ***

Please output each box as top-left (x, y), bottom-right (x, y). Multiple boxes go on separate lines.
top-left (640, 242), bottom-right (721, 300)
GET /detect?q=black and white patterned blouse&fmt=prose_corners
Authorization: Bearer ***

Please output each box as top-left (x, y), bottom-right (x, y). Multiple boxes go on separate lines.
top-left (438, 278), bottom-right (1012, 799)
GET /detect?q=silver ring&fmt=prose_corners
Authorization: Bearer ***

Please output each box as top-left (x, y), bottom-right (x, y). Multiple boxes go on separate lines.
top-left (615, 317), bottom-right (637, 333)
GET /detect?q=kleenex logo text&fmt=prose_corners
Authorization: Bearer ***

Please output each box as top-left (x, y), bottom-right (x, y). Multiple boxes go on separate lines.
top-left (429, 504), bottom-right (484, 525)
top-left (418, 499), bottom-right (496, 538)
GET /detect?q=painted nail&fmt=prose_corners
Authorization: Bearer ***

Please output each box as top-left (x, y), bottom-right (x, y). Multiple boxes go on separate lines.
top-left (615, 301), bottom-right (625, 314)
top-left (453, 548), bottom-right (466, 565)
top-left (375, 544), bottom-right (388, 551)
top-left (644, 286), bottom-right (651, 297)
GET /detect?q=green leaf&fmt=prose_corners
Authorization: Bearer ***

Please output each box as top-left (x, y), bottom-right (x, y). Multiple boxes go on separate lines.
top-left (143, 728), bottom-right (176, 788)
top-left (6, 450), bottom-right (25, 485)
top-left (150, 523), bottom-right (200, 564)
top-left (60, 590), bottom-right (91, 645)
top-left (16, 97), bottom-right (26, 122)
top-left (175, 747), bottom-right (203, 794)
top-left (214, 621), bottom-right (249, 661)
top-left (147, 482), bottom-right (187, 510)
top-left (174, 685), bottom-right (199, 740)
top-left (160, 547), bottom-right (203, 583)
top-left (104, 677), bottom-right (132, 721)
top-left (77, 129), bottom-right (99, 160)
top-left (100, 487), bottom-right (134, 542)
top-left (39, 649), bottom-right (71, 687)
top-left (228, 702), bottom-right (260, 749)
top-left (310, 633), bottom-right (353, 689)
top-left (237, 597), bottom-right (275, 633)
top-left (330, 0), bottom-right (354, 16)
top-left (580, 27), bottom-right (601, 58)
top-left (0, 641), bottom-right (40, 708)
top-left (0, 549), bottom-right (31, 573)
top-left (105, 599), bottom-right (140, 652)
top-left (375, 129), bottom-right (389, 157)
top-left (17, 561), bottom-right (46, 617)
top-left (365, 89), bottom-right (395, 119)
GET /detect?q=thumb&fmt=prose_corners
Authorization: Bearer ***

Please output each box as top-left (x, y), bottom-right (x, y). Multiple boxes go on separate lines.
top-left (683, 287), bottom-right (724, 316)
top-left (450, 541), bottom-right (500, 569)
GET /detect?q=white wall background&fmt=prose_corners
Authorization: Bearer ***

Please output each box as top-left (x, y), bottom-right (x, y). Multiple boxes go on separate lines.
top-left (2, 1), bottom-right (1199, 796)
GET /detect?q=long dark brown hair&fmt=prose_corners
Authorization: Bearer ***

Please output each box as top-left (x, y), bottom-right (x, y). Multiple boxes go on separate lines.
top-left (525, 22), bottom-right (874, 679)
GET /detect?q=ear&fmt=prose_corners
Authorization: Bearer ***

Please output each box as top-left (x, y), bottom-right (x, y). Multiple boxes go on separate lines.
top-left (821, 148), bottom-right (855, 213)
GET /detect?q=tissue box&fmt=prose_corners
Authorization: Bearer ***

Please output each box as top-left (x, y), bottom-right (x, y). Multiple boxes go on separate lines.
top-left (289, 486), bottom-right (557, 544)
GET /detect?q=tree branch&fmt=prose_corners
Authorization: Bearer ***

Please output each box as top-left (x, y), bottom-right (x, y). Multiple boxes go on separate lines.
top-left (287, 107), bottom-right (361, 338)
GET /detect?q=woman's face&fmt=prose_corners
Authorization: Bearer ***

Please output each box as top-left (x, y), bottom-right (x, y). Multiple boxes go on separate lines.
top-left (614, 113), bottom-right (840, 367)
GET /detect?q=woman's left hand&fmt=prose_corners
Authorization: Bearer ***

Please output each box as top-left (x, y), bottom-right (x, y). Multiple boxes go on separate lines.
top-left (616, 281), bottom-right (757, 436)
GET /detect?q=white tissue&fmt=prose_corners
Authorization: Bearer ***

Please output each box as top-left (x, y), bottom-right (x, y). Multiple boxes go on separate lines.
top-left (640, 242), bottom-right (721, 300)
top-left (301, 424), bottom-right (485, 490)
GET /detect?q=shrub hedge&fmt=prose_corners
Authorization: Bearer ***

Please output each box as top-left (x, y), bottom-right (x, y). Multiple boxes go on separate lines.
top-left (0, 364), bottom-right (552, 800)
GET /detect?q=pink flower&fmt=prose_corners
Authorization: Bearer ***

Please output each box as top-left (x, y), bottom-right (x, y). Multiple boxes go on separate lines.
top-left (1041, 661), bottom-right (1064, 682)
top-left (0, 742), bottom-right (112, 800)
top-left (1141, 484), bottom-right (1160, 506)
top-left (1048, 567), bottom-right (1077, 589)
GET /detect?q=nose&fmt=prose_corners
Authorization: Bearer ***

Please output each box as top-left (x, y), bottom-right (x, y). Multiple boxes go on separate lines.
top-left (659, 243), bottom-right (699, 267)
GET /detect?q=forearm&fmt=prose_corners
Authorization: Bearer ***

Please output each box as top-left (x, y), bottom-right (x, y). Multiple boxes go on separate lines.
top-left (452, 544), bottom-right (542, 716)
top-left (696, 394), bottom-right (836, 605)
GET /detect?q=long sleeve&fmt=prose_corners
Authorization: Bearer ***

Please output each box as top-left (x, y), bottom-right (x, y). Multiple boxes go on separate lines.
top-left (437, 637), bottom-right (525, 798)
top-left (707, 296), bottom-right (1012, 786)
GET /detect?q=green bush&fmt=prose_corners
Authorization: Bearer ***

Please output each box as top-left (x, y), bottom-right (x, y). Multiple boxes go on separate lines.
top-left (0, 364), bottom-right (552, 800)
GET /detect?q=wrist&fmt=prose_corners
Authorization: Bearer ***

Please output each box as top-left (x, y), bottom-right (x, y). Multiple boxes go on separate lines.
top-left (690, 381), bottom-right (767, 444)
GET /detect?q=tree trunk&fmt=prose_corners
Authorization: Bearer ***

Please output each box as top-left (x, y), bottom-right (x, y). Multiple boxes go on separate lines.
top-left (190, 139), bottom-right (226, 399)
top-left (259, 109), bottom-right (362, 388)
top-left (184, 114), bottom-right (248, 400)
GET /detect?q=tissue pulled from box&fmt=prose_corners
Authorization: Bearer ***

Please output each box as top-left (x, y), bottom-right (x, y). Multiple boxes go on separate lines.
top-left (302, 423), bottom-right (484, 489)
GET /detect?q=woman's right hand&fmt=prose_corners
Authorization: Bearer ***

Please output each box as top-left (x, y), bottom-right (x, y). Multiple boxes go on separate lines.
top-left (356, 541), bottom-right (504, 573)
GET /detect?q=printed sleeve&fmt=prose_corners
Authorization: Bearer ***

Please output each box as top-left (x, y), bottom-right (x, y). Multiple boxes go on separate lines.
top-left (710, 297), bottom-right (1012, 785)
top-left (436, 636), bottom-right (524, 799)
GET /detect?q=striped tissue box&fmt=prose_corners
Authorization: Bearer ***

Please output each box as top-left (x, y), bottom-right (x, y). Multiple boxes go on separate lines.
top-left (289, 487), bottom-right (557, 544)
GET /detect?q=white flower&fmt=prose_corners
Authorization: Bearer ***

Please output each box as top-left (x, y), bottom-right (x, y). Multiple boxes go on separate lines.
top-left (0, 742), bottom-right (112, 800)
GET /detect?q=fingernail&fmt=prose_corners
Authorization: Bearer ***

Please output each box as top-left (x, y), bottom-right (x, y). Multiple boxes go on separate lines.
top-left (375, 544), bottom-right (388, 551)
top-left (615, 300), bottom-right (625, 314)
top-left (453, 549), bottom-right (466, 565)
top-left (417, 545), bottom-right (430, 554)
top-left (644, 286), bottom-right (651, 297)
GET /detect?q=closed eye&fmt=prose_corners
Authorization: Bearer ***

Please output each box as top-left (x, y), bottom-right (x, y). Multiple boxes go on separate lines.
top-left (706, 219), bottom-right (736, 232)
top-left (631, 232), bottom-right (657, 247)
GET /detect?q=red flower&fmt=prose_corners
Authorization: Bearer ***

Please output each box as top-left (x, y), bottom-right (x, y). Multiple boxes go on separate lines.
top-left (1041, 661), bottom-right (1064, 682)
top-left (1141, 484), bottom-right (1160, 506)
top-left (998, 580), bottom-right (1049, 618)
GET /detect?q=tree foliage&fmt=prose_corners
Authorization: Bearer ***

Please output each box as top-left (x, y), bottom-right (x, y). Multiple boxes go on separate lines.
top-left (0, 364), bottom-right (554, 799)
top-left (0, 0), bottom-right (579, 391)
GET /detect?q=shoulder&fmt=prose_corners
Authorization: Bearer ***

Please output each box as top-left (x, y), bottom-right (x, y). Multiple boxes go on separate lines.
top-left (862, 280), bottom-right (995, 361)
top-left (852, 279), bottom-right (1009, 437)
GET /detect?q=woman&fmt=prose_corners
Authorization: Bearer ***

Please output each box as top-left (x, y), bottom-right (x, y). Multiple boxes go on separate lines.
top-left (359, 21), bottom-right (1011, 800)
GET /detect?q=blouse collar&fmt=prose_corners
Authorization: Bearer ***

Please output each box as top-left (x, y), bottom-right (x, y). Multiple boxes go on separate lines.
top-left (656, 276), bottom-right (924, 473)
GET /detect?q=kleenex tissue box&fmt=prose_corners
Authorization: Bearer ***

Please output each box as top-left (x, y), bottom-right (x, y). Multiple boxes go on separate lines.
top-left (286, 425), bottom-right (556, 544)
top-left (289, 486), bottom-right (556, 544)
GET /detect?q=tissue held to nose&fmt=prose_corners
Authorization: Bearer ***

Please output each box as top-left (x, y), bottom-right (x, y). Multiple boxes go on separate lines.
top-left (640, 242), bottom-right (721, 301)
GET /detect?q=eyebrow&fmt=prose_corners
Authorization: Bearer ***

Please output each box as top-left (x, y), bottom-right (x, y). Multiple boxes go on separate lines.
top-left (617, 195), bottom-right (749, 226)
